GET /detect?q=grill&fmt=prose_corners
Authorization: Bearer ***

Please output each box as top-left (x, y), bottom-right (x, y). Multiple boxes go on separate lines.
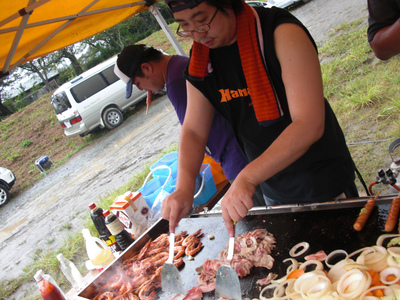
top-left (78, 195), bottom-right (396, 299)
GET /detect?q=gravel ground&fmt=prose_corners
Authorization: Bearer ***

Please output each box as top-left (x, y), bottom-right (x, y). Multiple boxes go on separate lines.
top-left (0, 0), bottom-right (369, 297)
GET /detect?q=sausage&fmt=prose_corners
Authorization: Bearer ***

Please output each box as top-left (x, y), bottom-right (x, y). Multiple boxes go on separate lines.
top-left (385, 196), bottom-right (400, 232)
top-left (353, 191), bottom-right (380, 231)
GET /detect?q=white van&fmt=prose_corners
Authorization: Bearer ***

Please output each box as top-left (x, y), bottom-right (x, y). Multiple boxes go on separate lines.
top-left (51, 56), bottom-right (147, 137)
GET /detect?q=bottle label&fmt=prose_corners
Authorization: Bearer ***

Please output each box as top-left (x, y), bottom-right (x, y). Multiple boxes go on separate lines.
top-left (105, 235), bottom-right (121, 252)
top-left (106, 220), bottom-right (124, 236)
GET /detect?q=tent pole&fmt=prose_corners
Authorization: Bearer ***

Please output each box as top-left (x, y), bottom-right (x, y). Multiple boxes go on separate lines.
top-left (149, 5), bottom-right (187, 57)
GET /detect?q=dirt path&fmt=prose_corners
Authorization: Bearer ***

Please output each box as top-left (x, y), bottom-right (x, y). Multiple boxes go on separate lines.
top-left (0, 95), bottom-right (180, 284)
top-left (0, 0), bottom-right (368, 296)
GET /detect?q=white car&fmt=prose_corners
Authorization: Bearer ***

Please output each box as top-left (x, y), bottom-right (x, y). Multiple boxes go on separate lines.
top-left (0, 167), bottom-right (16, 207)
top-left (246, 1), bottom-right (269, 8)
top-left (266, 0), bottom-right (311, 9)
top-left (247, 0), bottom-right (310, 9)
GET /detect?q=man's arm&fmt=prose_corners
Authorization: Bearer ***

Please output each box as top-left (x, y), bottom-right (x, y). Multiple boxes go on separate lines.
top-left (161, 81), bottom-right (215, 232)
top-left (369, 18), bottom-right (400, 60)
top-left (221, 23), bottom-right (326, 236)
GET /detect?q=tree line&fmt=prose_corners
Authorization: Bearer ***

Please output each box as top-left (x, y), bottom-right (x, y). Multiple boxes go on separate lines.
top-left (0, 2), bottom-right (174, 118)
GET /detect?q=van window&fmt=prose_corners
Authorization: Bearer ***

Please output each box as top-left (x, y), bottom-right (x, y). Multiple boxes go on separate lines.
top-left (70, 65), bottom-right (119, 103)
top-left (102, 65), bottom-right (119, 85)
top-left (51, 91), bottom-right (71, 114)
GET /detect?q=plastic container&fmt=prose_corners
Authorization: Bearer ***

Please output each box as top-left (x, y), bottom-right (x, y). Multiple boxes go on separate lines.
top-left (103, 210), bottom-right (134, 251)
top-left (81, 228), bottom-right (115, 271)
top-left (150, 151), bottom-right (178, 177)
top-left (193, 163), bottom-right (217, 205)
top-left (167, 163), bottom-right (217, 206)
top-left (139, 166), bottom-right (174, 208)
top-left (56, 253), bottom-right (86, 290)
top-left (34, 269), bottom-right (66, 300)
top-left (202, 154), bottom-right (227, 185)
top-left (88, 202), bottom-right (121, 253)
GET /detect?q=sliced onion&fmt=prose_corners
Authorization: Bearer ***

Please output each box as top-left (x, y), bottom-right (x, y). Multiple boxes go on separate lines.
top-left (282, 258), bottom-right (299, 275)
top-left (349, 246), bottom-right (372, 260)
top-left (289, 242), bottom-right (309, 257)
top-left (360, 285), bottom-right (396, 299)
top-left (387, 254), bottom-right (400, 267)
top-left (293, 271), bottom-right (332, 298)
top-left (387, 247), bottom-right (400, 258)
top-left (260, 283), bottom-right (278, 300)
top-left (336, 269), bottom-right (371, 298)
top-left (299, 259), bottom-right (324, 271)
top-left (327, 258), bottom-right (355, 283)
top-left (273, 279), bottom-right (295, 299)
top-left (376, 234), bottom-right (400, 247)
top-left (358, 246), bottom-right (388, 272)
top-left (325, 249), bottom-right (348, 268)
top-left (343, 263), bottom-right (370, 271)
top-left (380, 266), bottom-right (400, 285)
top-left (281, 279), bottom-right (297, 299)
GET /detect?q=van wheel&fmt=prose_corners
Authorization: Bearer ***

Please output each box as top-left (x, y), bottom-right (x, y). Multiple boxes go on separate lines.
top-left (0, 184), bottom-right (10, 207)
top-left (103, 108), bottom-right (123, 130)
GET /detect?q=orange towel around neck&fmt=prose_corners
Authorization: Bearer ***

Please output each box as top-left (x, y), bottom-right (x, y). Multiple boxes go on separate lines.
top-left (188, 4), bottom-right (283, 125)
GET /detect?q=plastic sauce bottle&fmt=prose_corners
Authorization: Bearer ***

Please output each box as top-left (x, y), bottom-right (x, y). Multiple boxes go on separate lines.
top-left (56, 253), bottom-right (86, 290)
top-left (34, 270), bottom-right (66, 300)
top-left (81, 228), bottom-right (115, 272)
top-left (88, 202), bottom-right (121, 253)
top-left (103, 210), bottom-right (134, 251)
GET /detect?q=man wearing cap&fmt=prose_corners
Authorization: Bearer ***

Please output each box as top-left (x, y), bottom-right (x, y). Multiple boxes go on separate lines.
top-left (160, 0), bottom-right (359, 236)
top-left (114, 44), bottom-right (265, 206)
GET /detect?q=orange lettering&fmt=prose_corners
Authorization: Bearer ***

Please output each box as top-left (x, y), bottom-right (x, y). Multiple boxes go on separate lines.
top-left (219, 89), bottom-right (232, 102)
top-left (231, 90), bottom-right (239, 98)
top-left (238, 89), bottom-right (249, 97)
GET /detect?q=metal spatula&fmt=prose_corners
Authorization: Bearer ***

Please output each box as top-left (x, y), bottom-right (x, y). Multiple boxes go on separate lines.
top-left (215, 222), bottom-right (241, 300)
top-left (161, 232), bottom-right (185, 295)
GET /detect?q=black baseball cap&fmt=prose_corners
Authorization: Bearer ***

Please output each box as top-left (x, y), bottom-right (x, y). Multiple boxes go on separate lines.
top-left (165, 0), bottom-right (206, 13)
top-left (114, 45), bottom-right (151, 99)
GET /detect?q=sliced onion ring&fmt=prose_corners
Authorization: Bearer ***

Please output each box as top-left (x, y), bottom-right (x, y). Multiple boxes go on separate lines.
top-left (289, 242), bottom-right (310, 257)
top-left (388, 247), bottom-right (400, 258)
top-left (325, 249), bottom-right (348, 268)
top-left (380, 266), bottom-right (400, 285)
top-left (376, 234), bottom-right (400, 247)
top-left (282, 258), bottom-right (299, 275)
top-left (299, 259), bottom-right (324, 271)
top-left (360, 285), bottom-right (396, 299)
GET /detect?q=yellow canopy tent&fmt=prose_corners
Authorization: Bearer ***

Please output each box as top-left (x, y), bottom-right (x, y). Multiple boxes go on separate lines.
top-left (0, 0), bottom-right (178, 77)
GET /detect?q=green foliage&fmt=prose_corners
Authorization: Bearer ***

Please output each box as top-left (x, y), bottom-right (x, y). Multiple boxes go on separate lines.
top-left (21, 140), bottom-right (33, 147)
top-left (7, 152), bottom-right (20, 163)
top-left (320, 20), bottom-right (400, 118)
top-left (57, 67), bottom-right (76, 86)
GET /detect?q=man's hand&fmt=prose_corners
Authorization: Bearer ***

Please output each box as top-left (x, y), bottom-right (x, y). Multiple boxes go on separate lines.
top-left (161, 189), bottom-right (194, 233)
top-left (221, 178), bottom-right (254, 237)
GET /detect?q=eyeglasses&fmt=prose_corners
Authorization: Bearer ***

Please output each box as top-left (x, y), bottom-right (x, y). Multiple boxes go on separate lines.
top-left (176, 9), bottom-right (219, 38)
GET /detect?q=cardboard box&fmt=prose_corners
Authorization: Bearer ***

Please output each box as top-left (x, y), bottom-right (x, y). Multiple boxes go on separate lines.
top-left (110, 191), bottom-right (150, 238)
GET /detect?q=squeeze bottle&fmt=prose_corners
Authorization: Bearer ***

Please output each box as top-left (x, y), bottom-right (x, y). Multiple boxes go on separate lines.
top-left (82, 228), bottom-right (115, 271)
top-left (56, 253), bottom-right (86, 290)
top-left (34, 269), bottom-right (66, 300)
top-left (88, 202), bottom-right (121, 253)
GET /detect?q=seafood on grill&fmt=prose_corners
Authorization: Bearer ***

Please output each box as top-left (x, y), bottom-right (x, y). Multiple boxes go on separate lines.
top-left (92, 229), bottom-right (203, 300)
